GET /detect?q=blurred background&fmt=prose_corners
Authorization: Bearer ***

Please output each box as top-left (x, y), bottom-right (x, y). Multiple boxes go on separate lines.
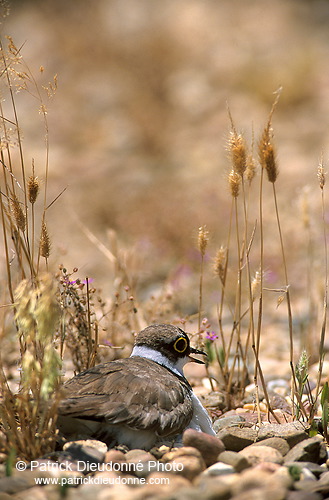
top-left (2, 0), bottom-right (329, 324)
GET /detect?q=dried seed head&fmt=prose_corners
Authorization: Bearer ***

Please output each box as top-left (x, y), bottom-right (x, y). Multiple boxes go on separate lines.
top-left (228, 169), bottom-right (240, 198)
top-left (259, 127), bottom-right (278, 183)
top-left (251, 270), bottom-right (262, 299)
top-left (40, 222), bottom-right (50, 259)
top-left (27, 175), bottom-right (40, 204)
top-left (245, 154), bottom-right (256, 183)
top-left (318, 159), bottom-right (326, 190)
top-left (11, 194), bottom-right (26, 232)
top-left (213, 246), bottom-right (227, 284)
top-left (227, 131), bottom-right (247, 177)
top-left (264, 143), bottom-right (278, 183)
top-left (258, 90), bottom-right (281, 183)
top-left (198, 225), bottom-right (209, 256)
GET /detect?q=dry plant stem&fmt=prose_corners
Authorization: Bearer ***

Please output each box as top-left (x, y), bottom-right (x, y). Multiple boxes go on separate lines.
top-left (0, 187), bottom-right (14, 302)
top-left (217, 207), bottom-right (234, 357)
top-left (198, 255), bottom-right (204, 335)
top-left (1, 42), bottom-right (31, 262)
top-left (254, 166), bottom-right (264, 425)
top-left (86, 277), bottom-right (93, 367)
top-left (313, 181), bottom-right (328, 414)
top-left (224, 198), bottom-right (241, 374)
top-left (240, 178), bottom-right (253, 378)
top-left (271, 183), bottom-right (295, 416)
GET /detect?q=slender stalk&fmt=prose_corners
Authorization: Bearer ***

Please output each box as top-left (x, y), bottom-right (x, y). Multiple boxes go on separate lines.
top-left (313, 163), bottom-right (328, 415)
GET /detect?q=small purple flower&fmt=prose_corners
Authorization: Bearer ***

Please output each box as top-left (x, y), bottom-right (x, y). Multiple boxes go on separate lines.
top-left (69, 278), bottom-right (94, 286)
top-left (205, 331), bottom-right (218, 342)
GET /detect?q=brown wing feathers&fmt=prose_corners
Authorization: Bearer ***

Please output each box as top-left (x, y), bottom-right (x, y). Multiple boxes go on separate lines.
top-left (58, 357), bottom-right (193, 437)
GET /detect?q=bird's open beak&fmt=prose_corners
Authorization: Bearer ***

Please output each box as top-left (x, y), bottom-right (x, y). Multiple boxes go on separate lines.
top-left (188, 346), bottom-right (207, 364)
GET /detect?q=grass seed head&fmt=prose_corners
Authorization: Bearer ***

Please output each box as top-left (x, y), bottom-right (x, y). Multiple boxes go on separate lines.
top-left (27, 175), bottom-right (40, 204)
top-left (259, 126), bottom-right (278, 183)
top-left (213, 246), bottom-right (227, 284)
top-left (245, 154), bottom-right (256, 183)
top-left (318, 159), bottom-right (326, 190)
top-left (296, 350), bottom-right (309, 385)
top-left (198, 225), bottom-right (209, 256)
top-left (40, 222), bottom-right (50, 259)
top-left (229, 169), bottom-right (240, 198)
top-left (228, 131), bottom-right (247, 177)
top-left (251, 270), bottom-right (262, 300)
top-left (11, 194), bottom-right (26, 232)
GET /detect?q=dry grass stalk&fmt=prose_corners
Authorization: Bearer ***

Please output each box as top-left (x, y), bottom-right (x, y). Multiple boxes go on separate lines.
top-left (311, 158), bottom-right (328, 421)
top-left (0, 274), bottom-right (61, 460)
top-left (197, 225), bottom-right (209, 338)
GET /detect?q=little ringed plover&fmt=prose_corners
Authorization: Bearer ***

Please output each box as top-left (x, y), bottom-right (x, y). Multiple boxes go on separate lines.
top-left (57, 324), bottom-right (216, 449)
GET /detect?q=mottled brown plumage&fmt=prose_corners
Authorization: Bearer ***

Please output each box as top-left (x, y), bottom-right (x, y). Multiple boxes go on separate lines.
top-left (57, 324), bottom-right (214, 449)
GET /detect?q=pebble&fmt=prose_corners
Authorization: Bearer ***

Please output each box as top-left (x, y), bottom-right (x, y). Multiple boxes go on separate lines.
top-left (230, 467), bottom-right (289, 498)
top-left (61, 439), bottom-right (107, 465)
top-left (213, 414), bottom-right (246, 433)
top-left (216, 427), bottom-right (259, 451)
top-left (201, 461), bottom-right (235, 476)
top-left (5, 417), bottom-right (329, 500)
top-left (10, 485), bottom-right (56, 500)
top-left (217, 450), bottom-right (250, 472)
top-left (252, 437), bottom-right (290, 456)
top-left (194, 476), bottom-right (232, 500)
top-left (284, 436), bottom-right (326, 464)
top-left (257, 422), bottom-right (309, 448)
top-left (239, 445), bottom-right (284, 466)
top-left (121, 449), bottom-right (158, 478)
top-left (0, 472), bottom-right (36, 494)
top-left (286, 492), bottom-right (322, 500)
top-left (162, 447), bottom-right (206, 481)
top-left (182, 428), bottom-right (225, 466)
top-left (134, 472), bottom-right (190, 498)
top-left (104, 449), bottom-right (127, 464)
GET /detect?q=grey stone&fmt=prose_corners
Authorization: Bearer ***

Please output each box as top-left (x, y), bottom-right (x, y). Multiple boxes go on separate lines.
top-left (257, 422), bottom-right (309, 448)
top-left (229, 487), bottom-right (287, 500)
top-left (61, 439), bottom-right (106, 466)
top-left (213, 414), bottom-right (246, 433)
top-left (252, 437), bottom-right (290, 456)
top-left (286, 492), bottom-right (322, 500)
top-left (195, 477), bottom-right (232, 500)
top-left (216, 427), bottom-right (258, 451)
top-left (125, 450), bottom-right (158, 478)
top-left (239, 445), bottom-right (284, 466)
top-left (284, 436), bottom-right (326, 464)
top-left (202, 462), bottom-right (235, 476)
top-left (231, 468), bottom-right (288, 499)
top-left (318, 469), bottom-right (329, 484)
top-left (217, 450), bottom-right (250, 472)
top-left (9, 485), bottom-right (52, 500)
top-left (0, 472), bottom-right (36, 494)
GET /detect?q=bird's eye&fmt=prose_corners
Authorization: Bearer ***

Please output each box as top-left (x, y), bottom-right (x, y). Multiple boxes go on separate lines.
top-left (173, 337), bottom-right (188, 353)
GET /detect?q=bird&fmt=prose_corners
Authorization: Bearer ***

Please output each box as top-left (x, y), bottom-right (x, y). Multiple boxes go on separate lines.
top-left (57, 324), bottom-right (216, 450)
